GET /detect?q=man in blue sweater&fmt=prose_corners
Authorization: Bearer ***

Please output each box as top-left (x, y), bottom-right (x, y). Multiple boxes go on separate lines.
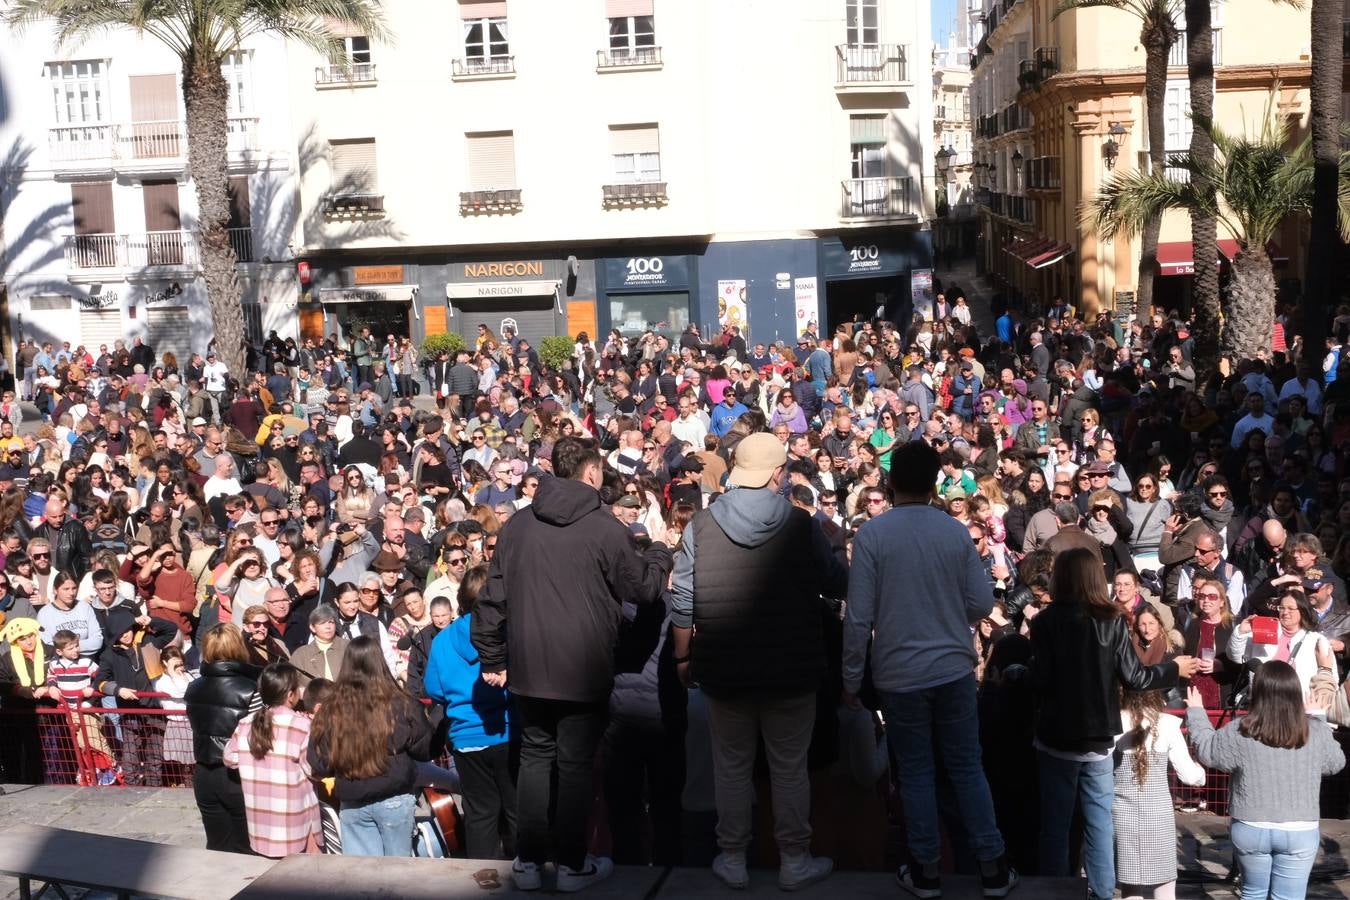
top-left (843, 440), bottom-right (1018, 898)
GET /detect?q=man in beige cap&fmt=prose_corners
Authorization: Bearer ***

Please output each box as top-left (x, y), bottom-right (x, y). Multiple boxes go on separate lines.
top-left (670, 432), bottom-right (847, 891)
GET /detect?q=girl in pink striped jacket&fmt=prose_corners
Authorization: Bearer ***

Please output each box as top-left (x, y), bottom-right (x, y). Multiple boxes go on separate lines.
top-left (224, 663), bottom-right (321, 857)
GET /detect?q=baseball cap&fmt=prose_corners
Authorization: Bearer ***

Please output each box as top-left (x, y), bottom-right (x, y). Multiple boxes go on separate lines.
top-left (191, 417), bottom-right (207, 427)
top-left (1302, 568), bottom-right (1331, 593)
top-left (729, 433), bottom-right (787, 489)
top-left (1084, 460), bottom-right (1112, 475)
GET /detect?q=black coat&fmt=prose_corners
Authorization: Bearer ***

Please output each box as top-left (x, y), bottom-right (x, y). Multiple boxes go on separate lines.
top-left (471, 475), bottom-right (673, 703)
top-left (1030, 604), bottom-right (1178, 751)
top-left (41, 519), bottom-right (94, 581)
top-left (306, 693), bottom-right (432, 804)
top-left (183, 660), bottom-right (262, 765)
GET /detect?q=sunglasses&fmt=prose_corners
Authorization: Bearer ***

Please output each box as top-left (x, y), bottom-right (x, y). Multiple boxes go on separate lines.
top-left (235, 539), bottom-right (253, 546)
top-left (1196, 591), bottom-right (1222, 600)
top-left (260, 519), bottom-right (279, 526)
top-left (31, 552), bottom-right (50, 559)
top-left (360, 587), bottom-right (379, 594)
top-left (246, 620), bottom-right (268, 628)
top-left (445, 557), bottom-right (467, 565)
top-left (1208, 490), bottom-right (1228, 498)
top-left (866, 498), bottom-right (887, 505)
top-left (1052, 492), bottom-right (1073, 500)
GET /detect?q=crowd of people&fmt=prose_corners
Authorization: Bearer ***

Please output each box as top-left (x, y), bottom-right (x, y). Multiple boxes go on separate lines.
top-left (3, 286), bottom-right (1350, 898)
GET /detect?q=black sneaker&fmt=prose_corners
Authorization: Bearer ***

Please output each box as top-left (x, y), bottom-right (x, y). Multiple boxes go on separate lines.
top-left (896, 863), bottom-right (942, 899)
top-left (979, 855), bottom-right (1019, 898)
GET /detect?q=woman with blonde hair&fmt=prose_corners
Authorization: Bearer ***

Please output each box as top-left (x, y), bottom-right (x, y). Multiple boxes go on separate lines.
top-left (976, 474), bottom-right (1009, 517)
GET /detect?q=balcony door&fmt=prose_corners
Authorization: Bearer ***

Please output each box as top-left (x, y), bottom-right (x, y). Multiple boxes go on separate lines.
top-left (71, 181), bottom-right (116, 267)
top-left (142, 180), bottom-right (183, 266)
top-left (129, 74), bottom-right (180, 159)
top-left (848, 116), bottom-right (890, 215)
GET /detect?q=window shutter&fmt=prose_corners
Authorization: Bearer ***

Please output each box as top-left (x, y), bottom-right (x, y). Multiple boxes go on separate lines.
top-left (466, 132), bottom-right (516, 190)
top-left (609, 124), bottom-right (659, 155)
top-left (850, 116), bottom-right (886, 144)
top-left (460, 0), bottom-right (508, 18)
top-left (323, 17), bottom-right (364, 38)
top-left (128, 74), bottom-right (178, 122)
top-left (71, 181), bottom-right (114, 234)
top-left (142, 180), bottom-right (182, 231)
top-left (330, 138), bottom-right (378, 191)
top-left (606, 0), bottom-right (654, 15)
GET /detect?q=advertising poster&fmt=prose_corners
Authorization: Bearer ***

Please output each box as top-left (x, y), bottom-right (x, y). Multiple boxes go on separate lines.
top-left (911, 268), bottom-right (935, 320)
top-left (793, 276), bottom-right (819, 336)
top-left (717, 279), bottom-right (747, 331)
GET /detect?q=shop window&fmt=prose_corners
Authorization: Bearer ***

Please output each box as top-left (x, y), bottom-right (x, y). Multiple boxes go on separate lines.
top-left (610, 292), bottom-right (688, 339)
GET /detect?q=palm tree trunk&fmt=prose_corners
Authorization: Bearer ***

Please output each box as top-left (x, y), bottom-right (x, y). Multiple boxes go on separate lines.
top-left (1185, 0), bottom-right (1221, 370)
top-left (1304, 0), bottom-right (1343, 355)
top-left (1137, 33), bottom-right (1173, 316)
top-left (1225, 245), bottom-right (1276, 360)
top-left (182, 55), bottom-right (246, 381)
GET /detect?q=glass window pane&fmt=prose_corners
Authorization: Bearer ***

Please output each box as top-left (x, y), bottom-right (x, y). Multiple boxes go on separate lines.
top-left (610, 293), bottom-right (689, 339)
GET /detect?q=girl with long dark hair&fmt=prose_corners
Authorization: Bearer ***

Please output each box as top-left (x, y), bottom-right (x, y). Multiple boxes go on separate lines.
top-left (1186, 661), bottom-right (1345, 899)
top-left (224, 663), bottom-right (321, 857)
top-left (306, 636), bottom-right (432, 856)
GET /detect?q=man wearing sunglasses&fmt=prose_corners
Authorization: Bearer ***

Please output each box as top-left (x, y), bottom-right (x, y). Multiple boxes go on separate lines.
top-left (38, 497), bottom-right (93, 582)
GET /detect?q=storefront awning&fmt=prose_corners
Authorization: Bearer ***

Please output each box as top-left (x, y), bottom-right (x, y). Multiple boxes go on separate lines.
top-left (445, 280), bottom-right (559, 300)
top-left (1006, 237), bottom-right (1055, 262)
top-left (1217, 239), bottom-right (1241, 262)
top-left (319, 284), bottom-right (419, 303)
top-left (1027, 242), bottom-right (1073, 269)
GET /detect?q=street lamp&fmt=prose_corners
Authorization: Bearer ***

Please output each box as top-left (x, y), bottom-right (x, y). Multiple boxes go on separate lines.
top-left (936, 146), bottom-right (952, 176)
top-left (1011, 149), bottom-right (1024, 171)
top-left (1102, 121), bottom-right (1127, 170)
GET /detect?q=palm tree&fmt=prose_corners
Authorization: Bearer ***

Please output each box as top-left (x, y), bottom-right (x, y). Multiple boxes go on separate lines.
top-left (1184, 0), bottom-right (1220, 367)
top-left (1303, 0), bottom-right (1344, 354)
top-left (1052, 0), bottom-right (1179, 315)
top-left (1087, 113), bottom-right (1350, 361)
top-left (4, 0), bottom-right (387, 379)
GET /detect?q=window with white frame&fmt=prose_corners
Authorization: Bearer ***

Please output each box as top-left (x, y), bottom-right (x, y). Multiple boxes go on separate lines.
top-left (1169, 0), bottom-right (1224, 66)
top-left (609, 15), bottom-right (656, 56)
top-left (1162, 80), bottom-right (1192, 178)
top-left (46, 60), bottom-right (108, 126)
top-left (610, 125), bottom-right (661, 183)
top-left (846, 0), bottom-right (879, 45)
top-left (465, 17), bottom-right (509, 60)
top-left (331, 36), bottom-right (372, 66)
top-left (222, 51), bottom-right (252, 119)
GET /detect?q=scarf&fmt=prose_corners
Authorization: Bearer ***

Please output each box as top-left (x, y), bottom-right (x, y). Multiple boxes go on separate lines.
top-left (1201, 499), bottom-right (1236, 535)
top-left (2, 617), bottom-right (43, 688)
top-left (1085, 516), bottom-right (1118, 546)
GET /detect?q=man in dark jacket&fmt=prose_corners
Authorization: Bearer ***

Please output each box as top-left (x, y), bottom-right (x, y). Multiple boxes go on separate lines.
top-left (670, 433), bottom-right (847, 891)
top-left (472, 436), bottom-right (674, 892)
top-left (39, 497), bottom-right (93, 581)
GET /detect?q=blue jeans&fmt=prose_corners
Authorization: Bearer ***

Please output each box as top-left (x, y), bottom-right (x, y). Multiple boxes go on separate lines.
top-left (339, 793), bottom-right (416, 857)
top-left (1231, 821), bottom-right (1319, 900)
top-left (1038, 751), bottom-right (1114, 899)
top-left (880, 674), bottom-right (1006, 866)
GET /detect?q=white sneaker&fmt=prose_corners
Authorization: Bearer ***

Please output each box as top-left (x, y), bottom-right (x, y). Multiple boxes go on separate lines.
top-left (510, 858), bottom-right (541, 891)
top-left (778, 853), bottom-right (833, 891)
top-left (556, 855), bottom-right (614, 893)
top-left (712, 851), bottom-right (750, 889)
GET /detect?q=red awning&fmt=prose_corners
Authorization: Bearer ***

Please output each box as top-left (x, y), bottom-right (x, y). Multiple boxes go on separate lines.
top-left (1217, 238), bottom-right (1240, 261)
top-left (1028, 242), bottom-right (1073, 269)
top-left (1156, 242), bottom-right (1197, 276)
top-left (1007, 237), bottom-right (1055, 261)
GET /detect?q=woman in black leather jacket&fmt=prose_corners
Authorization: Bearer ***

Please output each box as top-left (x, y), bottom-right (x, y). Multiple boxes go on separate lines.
top-left (1029, 548), bottom-right (1197, 900)
top-left (183, 623), bottom-right (261, 853)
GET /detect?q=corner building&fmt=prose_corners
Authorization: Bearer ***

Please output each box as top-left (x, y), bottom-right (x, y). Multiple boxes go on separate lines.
top-left (290, 0), bottom-right (937, 349)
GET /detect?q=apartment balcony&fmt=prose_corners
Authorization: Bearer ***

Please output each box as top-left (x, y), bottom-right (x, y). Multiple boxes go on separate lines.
top-left (596, 46), bottom-right (662, 71)
top-left (1026, 156), bottom-right (1061, 191)
top-left (227, 227), bottom-right (254, 263)
top-left (452, 55), bottom-right (516, 80)
top-left (1000, 104), bottom-right (1032, 134)
top-left (1168, 31), bottom-right (1223, 67)
top-left (47, 118), bottom-right (258, 176)
top-left (1017, 59), bottom-right (1042, 92)
top-left (835, 44), bottom-right (910, 90)
top-left (976, 114), bottom-right (1001, 139)
top-left (459, 189), bottom-right (523, 215)
top-left (65, 231), bottom-right (198, 275)
top-left (1034, 47), bottom-right (1060, 76)
top-left (323, 192), bottom-right (386, 220)
top-left (314, 63), bottom-right (377, 87)
top-left (602, 181), bottom-right (668, 208)
top-left (840, 176), bottom-right (915, 220)
top-left (1007, 195), bottom-right (1033, 225)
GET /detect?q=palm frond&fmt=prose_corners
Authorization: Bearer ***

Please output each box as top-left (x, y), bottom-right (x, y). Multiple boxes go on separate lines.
top-left (1087, 169), bottom-right (1198, 239)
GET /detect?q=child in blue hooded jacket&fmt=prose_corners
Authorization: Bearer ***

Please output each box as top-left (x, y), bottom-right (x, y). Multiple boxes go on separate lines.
top-left (423, 565), bottom-right (515, 860)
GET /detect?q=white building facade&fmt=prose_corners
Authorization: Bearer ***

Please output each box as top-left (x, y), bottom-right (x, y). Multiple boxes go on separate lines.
top-left (288, 0), bottom-right (937, 348)
top-left (0, 27), bottom-right (298, 365)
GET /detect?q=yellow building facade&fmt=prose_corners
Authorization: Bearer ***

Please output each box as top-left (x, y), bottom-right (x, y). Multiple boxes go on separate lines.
top-left (971, 0), bottom-right (1312, 317)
